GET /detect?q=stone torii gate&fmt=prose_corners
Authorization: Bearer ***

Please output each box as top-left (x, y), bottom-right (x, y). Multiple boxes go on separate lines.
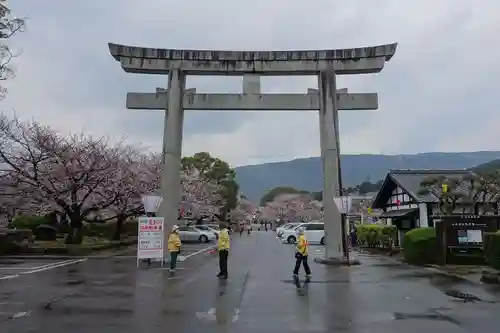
top-left (108, 43), bottom-right (397, 265)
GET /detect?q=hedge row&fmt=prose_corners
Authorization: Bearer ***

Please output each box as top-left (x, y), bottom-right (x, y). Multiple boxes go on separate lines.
top-left (403, 227), bottom-right (438, 265)
top-left (9, 215), bottom-right (139, 238)
top-left (0, 231), bottom-right (137, 256)
top-left (402, 228), bottom-right (500, 268)
top-left (484, 231), bottom-right (500, 270)
top-left (16, 238), bottom-right (138, 256)
top-left (355, 224), bottom-right (398, 249)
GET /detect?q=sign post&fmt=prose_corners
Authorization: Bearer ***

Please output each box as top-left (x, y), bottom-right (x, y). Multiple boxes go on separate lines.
top-left (137, 216), bottom-right (165, 267)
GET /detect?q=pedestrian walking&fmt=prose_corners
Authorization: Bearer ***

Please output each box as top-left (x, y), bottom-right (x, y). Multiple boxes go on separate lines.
top-left (217, 222), bottom-right (230, 280)
top-left (167, 224), bottom-right (182, 272)
top-left (293, 227), bottom-right (311, 278)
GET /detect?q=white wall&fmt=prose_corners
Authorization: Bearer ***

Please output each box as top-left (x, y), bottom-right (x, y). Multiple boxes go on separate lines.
top-left (386, 186), bottom-right (418, 212)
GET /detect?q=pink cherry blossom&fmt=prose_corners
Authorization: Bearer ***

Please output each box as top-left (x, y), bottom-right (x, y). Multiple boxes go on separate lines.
top-left (261, 193), bottom-right (322, 222)
top-left (0, 114), bottom-right (247, 240)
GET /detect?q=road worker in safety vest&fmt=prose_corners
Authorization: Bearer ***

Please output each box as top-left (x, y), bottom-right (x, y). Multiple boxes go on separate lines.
top-left (167, 224), bottom-right (182, 272)
top-left (217, 222), bottom-right (230, 280)
top-left (293, 227), bottom-right (312, 277)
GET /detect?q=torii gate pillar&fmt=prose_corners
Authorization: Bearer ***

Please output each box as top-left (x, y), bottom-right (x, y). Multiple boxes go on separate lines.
top-left (158, 69), bottom-right (186, 230)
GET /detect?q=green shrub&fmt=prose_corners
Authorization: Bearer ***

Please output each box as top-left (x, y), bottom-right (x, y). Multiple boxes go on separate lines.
top-left (355, 224), bottom-right (397, 248)
top-left (121, 219), bottom-right (138, 236)
top-left (484, 231), bottom-right (500, 270)
top-left (403, 227), bottom-right (437, 265)
top-left (84, 223), bottom-right (115, 238)
top-left (19, 237), bottom-right (137, 256)
top-left (10, 215), bottom-right (47, 231)
top-left (83, 219), bottom-right (138, 239)
top-left (0, 234), bottom-right (19, 255)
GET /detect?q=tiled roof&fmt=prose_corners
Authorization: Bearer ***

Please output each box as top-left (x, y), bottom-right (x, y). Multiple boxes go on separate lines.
top-left (389, 169), bottom-right (474, 203)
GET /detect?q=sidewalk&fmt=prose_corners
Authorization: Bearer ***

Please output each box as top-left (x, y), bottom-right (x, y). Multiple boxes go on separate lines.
top-left (354, 247), bottom-right (500, 285)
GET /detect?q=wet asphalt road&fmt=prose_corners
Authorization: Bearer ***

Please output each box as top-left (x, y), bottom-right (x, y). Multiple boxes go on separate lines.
top-left (1, 232), bottom-right (500, 332)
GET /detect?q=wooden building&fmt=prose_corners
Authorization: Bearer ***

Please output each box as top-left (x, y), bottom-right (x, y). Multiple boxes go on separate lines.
top-left (370, 169), bottom-right (489, 245)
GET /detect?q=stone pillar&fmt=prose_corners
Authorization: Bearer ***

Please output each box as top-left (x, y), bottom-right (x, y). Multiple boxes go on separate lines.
top-left (312, 86), bottom-right (347, 185)
top-left (317, 70), bottom-right (358, 265)
top-left (316, 81), bottom-right (327, 180)
top-left (158, 69), bottom-right (185, 257)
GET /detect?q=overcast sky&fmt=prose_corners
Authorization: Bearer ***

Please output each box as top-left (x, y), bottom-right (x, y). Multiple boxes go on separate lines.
top-left (3, 0), bottom-right (500, 167)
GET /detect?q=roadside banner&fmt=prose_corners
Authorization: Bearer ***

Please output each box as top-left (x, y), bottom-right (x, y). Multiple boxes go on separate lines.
top-left (137, 216), bottom-right (165, 267)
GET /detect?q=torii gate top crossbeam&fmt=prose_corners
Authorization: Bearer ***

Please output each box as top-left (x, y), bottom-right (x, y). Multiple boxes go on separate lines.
top-left (108, 43), bottom-right (397, 75)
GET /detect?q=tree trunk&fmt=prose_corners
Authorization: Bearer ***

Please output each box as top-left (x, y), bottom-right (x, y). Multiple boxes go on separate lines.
top-left (112, 215), bottom-right (125, 241)
top-left (65, 215), bottom-right (84, 244)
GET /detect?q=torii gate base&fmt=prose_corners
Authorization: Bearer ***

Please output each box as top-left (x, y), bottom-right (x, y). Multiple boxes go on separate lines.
top-left (108, 43), bottom-right (397, 265)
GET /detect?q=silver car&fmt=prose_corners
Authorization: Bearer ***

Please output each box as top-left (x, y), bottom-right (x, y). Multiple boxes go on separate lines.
top-left (194, 225), bottom-right (220, 239)
top-left (178, 226), bottom-right (216, 243)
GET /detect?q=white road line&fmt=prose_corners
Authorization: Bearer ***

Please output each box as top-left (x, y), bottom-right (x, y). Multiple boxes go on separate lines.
top-left (184, 244), bottom-right (217, 259)
top-left (0, 260), bottom-right (77, 271)
top-left (22, 259), bottom-right (86, 274)
top-left (0, 259), bottom-right (86, 281)
top-left (11, 311), bottom-right (29, 319)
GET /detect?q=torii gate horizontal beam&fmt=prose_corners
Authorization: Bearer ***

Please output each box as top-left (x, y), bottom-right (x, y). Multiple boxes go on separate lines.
top-left (108, 43), bottom-right (397, 75)
top-left (126, 90), bottom-right (378, 111)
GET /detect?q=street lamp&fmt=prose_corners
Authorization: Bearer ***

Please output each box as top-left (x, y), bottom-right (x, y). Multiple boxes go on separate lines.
top-left (141, 194), bottom-right (163, 217)
top-left (333, 195), bottom-right (352, 260)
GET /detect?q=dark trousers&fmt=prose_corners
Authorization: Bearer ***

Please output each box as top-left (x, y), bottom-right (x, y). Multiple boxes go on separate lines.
top-left (170, 251), bottom-right (179, 270)
top-left (293, 254), bottom-right (311, 275)
top-left (218, 250), bottom-right (229, 277)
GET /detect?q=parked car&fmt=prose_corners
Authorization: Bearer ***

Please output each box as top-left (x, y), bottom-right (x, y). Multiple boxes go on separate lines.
top-left (206, 224), bottom-right (220, 230)
top-left (194, 225), bottom-right (220, 239)
top-left (178, 226), bottom-right (216, 243)
top-left (278, 222), bottom-right (324, 245)
top-left (276, 222), bottom-right (302, 238)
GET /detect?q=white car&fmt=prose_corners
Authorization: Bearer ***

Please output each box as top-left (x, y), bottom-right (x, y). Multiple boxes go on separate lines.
top-left (278, 222), bottom-right (325, 245)
top-left (276, 223), bottom-right (302, 238)
top-left (178, 226), bottom-right (217, 243)
top-left (194, 225), bottom-right (220, 239)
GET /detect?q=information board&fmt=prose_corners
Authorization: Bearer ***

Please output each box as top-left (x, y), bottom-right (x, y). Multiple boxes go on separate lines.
top-left (137, 217), bottom-right (165, 263)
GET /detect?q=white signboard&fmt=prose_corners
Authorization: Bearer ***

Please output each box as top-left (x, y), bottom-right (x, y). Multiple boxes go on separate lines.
top-left (137, 217), bottom-right (165, 264)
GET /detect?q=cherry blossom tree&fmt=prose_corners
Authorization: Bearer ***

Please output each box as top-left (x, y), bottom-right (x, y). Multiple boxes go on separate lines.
top-left (180, 168), bottom-right (223, 220)
top-left (182, 152), bottom-right (239, 220)
top-left (0, 115), bottom-right (127, 243)
top-left (0, 115), bottom-right (236, 241)
top-left (0, 173), bottom-right (45, 225)
top-left (229, 195), bottom-right (257, 222)
top-left (262, 193), bottom-right (322, 222)
top-left (89, 150), bottom-right (161, 240)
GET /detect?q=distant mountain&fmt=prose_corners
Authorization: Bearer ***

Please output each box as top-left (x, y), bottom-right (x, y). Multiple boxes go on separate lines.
top-left (234, 151), bottom-right (500, 202)
top-left (472, 159), bottom-right (500, 174)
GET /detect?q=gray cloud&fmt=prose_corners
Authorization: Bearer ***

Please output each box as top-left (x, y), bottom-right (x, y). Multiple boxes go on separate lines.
top-left (3, 0), bottom-right (500, 166)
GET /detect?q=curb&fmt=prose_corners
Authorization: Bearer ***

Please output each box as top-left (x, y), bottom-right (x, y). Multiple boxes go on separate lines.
top-left (314, 256), bottom-right (361, 266)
